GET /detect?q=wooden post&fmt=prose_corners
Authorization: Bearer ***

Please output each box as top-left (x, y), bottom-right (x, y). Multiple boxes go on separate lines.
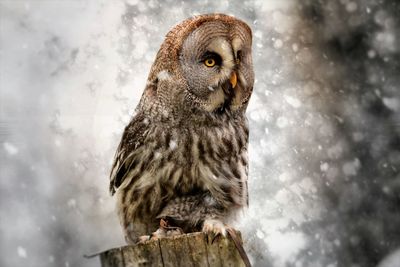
top-left (99, 232), bottom-right (249, 267)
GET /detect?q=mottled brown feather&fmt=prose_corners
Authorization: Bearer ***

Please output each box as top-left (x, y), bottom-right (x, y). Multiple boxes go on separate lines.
top-left (110, 13), bottom-right (254, 243)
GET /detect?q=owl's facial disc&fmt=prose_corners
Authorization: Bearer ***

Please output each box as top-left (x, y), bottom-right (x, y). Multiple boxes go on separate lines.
top-left (179, 20), bottom-right (253, 114)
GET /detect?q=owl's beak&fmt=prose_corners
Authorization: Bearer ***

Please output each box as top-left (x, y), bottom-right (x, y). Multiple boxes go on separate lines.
top-left (229, 71), bottom-right (237, 89)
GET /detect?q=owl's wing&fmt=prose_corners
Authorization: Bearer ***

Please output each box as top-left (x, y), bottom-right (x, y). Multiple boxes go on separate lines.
top-left (109, 112), bottom-right (148, 195)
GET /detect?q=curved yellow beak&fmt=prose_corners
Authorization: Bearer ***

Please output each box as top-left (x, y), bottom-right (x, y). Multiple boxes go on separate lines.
top-left (230, 71), bottom-right (237, 89)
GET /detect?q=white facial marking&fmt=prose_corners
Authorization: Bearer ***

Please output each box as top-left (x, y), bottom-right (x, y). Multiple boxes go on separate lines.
top-left (207, 38), bottom-right (234, 70)
top-left (238, 72), bottom-right (247, 87)
top-left (203, 88), bottom-right (225, 112)
top-left (232, 37), bottom-right (243, 57)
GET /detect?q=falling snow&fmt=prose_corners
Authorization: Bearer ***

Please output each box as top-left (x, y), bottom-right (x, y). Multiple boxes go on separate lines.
top-left (3, 142), bottom-right (19, 155)
top-left (17, 246), bottom-right (27, 258)
top-left (169, 140), bottom-right (178, 150)
top-left (156, 70), bottom-right (171, 81)
top-left (283, 94), bottom-right (301, 108)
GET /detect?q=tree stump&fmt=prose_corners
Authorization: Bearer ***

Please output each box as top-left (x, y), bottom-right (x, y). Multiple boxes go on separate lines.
top-left (99, 232), bottom-right (249, 267)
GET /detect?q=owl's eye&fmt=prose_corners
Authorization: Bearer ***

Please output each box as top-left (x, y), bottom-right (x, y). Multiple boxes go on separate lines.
top-left (202, 52), bottom-right (222, 67)
top-left (204, 58), bottom-right (216, 67)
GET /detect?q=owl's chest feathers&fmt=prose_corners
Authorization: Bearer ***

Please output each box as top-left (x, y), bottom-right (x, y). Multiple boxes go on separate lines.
top-left (133, 113), bottom-right (249, 205)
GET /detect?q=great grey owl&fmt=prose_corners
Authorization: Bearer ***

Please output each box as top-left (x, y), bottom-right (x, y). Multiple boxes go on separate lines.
top-left (110, 13), bottom-right (254, 244)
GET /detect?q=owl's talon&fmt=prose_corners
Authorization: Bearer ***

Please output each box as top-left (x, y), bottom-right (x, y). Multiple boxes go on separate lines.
top-left (211, 233), bottom-right (222, 244)
top-left (202, 219), bottom-right (229, 243)
top-left (150, 228), bottom-right (183, 239)
top-left (167, 228), bottom-right (184, 236)
top-left (150, 219), bottom-right (184, 240)
top-left (159, 218), bottom-right (184, 235)
top-left (137, 235), bottom-right (151, 243)
top-left (150, 228), bottom-right (167, 240)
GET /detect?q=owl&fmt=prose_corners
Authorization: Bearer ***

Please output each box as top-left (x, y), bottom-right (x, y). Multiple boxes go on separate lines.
top-left (110, 13), bottom-right (254, 244)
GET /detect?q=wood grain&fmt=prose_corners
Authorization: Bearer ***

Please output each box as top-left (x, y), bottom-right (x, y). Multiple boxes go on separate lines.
top-left (99, 232), bottom-right (248, 267)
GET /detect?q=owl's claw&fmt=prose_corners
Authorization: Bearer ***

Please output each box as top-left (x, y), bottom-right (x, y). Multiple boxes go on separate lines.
top-left (150, 219), bottom-right (184, 240)
top-left (150, 228), bottom-right (167, 240)
top-left (137, 235), bottom-right (151, 243)
top-left (202, 219), bottom-right (227, 236)
top-left (202, 219), bottom-right (230, 243)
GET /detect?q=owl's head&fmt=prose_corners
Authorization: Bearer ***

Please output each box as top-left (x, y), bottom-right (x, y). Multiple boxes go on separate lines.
top-left (140, 14), bottom-right (254, 117)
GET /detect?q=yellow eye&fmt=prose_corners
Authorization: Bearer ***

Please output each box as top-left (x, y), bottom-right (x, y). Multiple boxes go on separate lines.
top-left (204, 58), bottom-right (216, 67)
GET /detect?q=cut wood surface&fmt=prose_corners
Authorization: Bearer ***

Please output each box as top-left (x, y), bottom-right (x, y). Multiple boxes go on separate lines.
top-left (100, 232), bottom-right (248, 267)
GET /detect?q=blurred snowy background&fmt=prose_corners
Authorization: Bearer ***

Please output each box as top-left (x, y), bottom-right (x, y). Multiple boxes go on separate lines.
top-left (1, 0), bottom-right (399, 266)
